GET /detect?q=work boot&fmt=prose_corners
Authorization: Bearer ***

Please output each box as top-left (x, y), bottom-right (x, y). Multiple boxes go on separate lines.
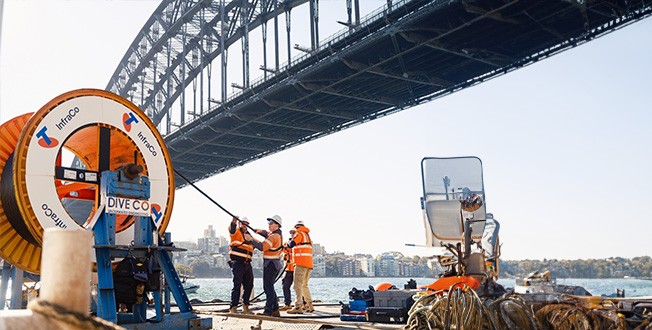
top-left (305, 305), bottom-right (314, 313)
top-left (272, 309), bottom-right (281, 317)
top-left (286, 306), bottom-right (304, 314)
top-left (278, 304), bottom-right (292, 311)
top-left (229, 306), bottom-right (238, 313)
top-left (242, 305), bottom-right (253, 315)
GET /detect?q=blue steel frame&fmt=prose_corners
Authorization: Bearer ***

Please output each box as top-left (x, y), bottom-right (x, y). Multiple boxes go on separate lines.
top-left (94, 170), bottom-right (195, 325)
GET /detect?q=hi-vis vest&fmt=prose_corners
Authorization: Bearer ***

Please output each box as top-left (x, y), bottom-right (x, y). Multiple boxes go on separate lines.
top-left (291, 228), bottom-right (313, 269)
top-left (263, 230), bottom-right (283, 260)
top-left (229, 228), bottom-right (254, 262)
top-left (284, 246), bottom-right (295, 272)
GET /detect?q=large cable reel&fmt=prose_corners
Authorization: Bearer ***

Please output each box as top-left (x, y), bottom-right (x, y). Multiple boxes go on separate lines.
top-left (0, 89), bottom-right (175, 273)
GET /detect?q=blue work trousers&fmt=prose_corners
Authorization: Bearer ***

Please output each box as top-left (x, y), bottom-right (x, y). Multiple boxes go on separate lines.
top-left (282, 270), bottom-right (294, 306)
top-left (230, 261), bottom-right (254, 307)
top-left (263, 262), bottom-right (280, 314)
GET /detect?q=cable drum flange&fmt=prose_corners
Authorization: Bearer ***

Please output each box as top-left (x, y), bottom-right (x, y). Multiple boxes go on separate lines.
top-left (0, 113), bottom-right (42, 273)
top-left (0, 89), bottom-right (175, 273)
top-left (2, 153), bottom-right (40, 246)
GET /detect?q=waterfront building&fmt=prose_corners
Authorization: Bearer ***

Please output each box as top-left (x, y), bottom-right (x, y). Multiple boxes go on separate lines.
top-left (312, 255), bottom-right (326, 277)
top-left (376, 253), bottom-right (400, 277)
top-left (312, 243), bottom-right (326, 255)
top-left (401, 262), bottom-right (429, 277)
top-left (213, 254), bottom-right (228, 268)
top-left (355, 254), bottom-right (375, 277)
top-left (197, 224), bottom-right (221, 253)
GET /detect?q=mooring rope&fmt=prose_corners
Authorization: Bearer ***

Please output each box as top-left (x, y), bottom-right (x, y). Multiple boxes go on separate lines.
top-left (28, 299), bottom-right (125, 330)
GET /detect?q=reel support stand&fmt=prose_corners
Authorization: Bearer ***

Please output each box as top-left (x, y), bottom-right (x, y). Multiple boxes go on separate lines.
top-left (93, 166), bottom-right (209, 328)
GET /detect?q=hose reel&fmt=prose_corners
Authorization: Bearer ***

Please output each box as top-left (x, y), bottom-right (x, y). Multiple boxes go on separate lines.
top-left (0, 89), bottom-right (175, 273)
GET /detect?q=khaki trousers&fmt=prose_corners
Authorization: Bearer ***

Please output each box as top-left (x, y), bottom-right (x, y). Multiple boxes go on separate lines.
top-left (293, 265), bottom-right (313, 309)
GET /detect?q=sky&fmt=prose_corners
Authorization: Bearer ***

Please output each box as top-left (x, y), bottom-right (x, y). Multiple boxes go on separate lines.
top-left (1, 1), bottom-right (651, 261)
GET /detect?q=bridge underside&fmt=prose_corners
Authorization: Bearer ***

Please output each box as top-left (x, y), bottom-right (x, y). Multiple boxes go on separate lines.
top-left (167, 0), bottom-right (651, 186)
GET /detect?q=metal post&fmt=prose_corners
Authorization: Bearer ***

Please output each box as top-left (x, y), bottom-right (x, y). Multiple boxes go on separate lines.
top-left (166, 37), bottom-right (172, 134)
top-left (151, 28), bottom-right (159, 119)
top-left (242, 0), bottom-right (250, 89)
top-left (221, 0), bottom-right (227, 102)
top-left (309, 0), bottom-right (316, 49)
top-left (164, 232), bottom-right (172, 314)
top-left (346, 0), bottom-right (352, 30)
top-left (199, 7), bottom-right (205, 115)
top-left (141, 43), bottom-right (145, 104)
top-left (94, 209), bottom-right (118, 323)
top-left (192, 48), bottom-right (198, 117)
top-left (261, 0), bottom-right (268, 78)
top-left (354, 0), bottom-right (360, 26)
top-left (180, 19), bottom-right (187, 126)
top-left (274, 0), bottom-right (279, 71)
top-left (9, 267), bottom-right (22, 309)
top-left (315, 0), bottom-right (319, 48)
top-left (286, 9), bottom-right (292, 62)
top-left (0, 261), bottom-right (11, 310)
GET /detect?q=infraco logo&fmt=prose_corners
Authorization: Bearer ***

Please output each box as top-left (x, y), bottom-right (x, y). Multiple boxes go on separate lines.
top-left (123, 112), bottom-right (139, 132)
top-left (36, 126), bottom-right (59, 148)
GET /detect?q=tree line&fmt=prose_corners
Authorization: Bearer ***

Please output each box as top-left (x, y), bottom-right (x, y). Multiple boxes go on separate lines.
top-left (175, 255), bottom-right (652, 279)
top-left (500, 256), bottom-right (652, 279)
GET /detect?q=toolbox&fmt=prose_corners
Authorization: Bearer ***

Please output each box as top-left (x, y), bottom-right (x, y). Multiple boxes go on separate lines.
top-left (365, 307), bottom-right (407, 323)
top-left (373, 289), bottom-right (415, 308)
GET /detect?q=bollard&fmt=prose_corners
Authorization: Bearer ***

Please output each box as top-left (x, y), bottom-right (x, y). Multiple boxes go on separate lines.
top-left (0, 229), bottom-right (99, 329)
top-left (40, 228), bottom-right (92, 313)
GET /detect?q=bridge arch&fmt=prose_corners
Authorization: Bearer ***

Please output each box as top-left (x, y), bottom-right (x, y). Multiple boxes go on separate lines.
top-left (106, 0), bottom-right (320, 131)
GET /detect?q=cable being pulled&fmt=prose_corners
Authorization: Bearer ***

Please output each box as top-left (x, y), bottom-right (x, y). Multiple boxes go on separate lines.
top-left (174, 169), bottom-right (256, 232)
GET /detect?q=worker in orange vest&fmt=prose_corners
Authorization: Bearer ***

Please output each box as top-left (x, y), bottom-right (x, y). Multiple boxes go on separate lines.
top-left (246, 215), bottom-right (284, 317)
top-left (279, 230), bottom-right (296, 311)
top-left (286, 221), bottom-right (314, 314)
top-left (227, 217), bottom-right (254, 314)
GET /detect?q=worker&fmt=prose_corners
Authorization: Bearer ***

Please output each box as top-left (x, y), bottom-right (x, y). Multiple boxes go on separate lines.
top-left (286, 220), bottom-right (314, 314)
top-left (279, 230), bottom-right (296, 311)
top-left (246, 215), bottom-right (284, 317)
top-left (227, 216), bottom-right (254, 314)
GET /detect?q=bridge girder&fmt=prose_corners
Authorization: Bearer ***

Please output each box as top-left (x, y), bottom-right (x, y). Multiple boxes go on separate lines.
top-left (108, 0), bottom-right (652, 186)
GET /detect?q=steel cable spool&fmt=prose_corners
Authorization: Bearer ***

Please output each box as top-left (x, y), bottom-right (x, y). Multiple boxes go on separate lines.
top-left (0, 89), bottom-right (175, 273)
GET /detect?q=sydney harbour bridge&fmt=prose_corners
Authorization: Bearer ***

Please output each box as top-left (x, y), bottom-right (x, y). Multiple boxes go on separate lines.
top-left (105, 0), bottom-right (652, 187)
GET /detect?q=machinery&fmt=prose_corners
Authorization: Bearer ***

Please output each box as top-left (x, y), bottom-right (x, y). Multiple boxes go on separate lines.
top-left (0, 89), bottom-right (210, 328)
top-left (419, 157), bottom-right (502, 294)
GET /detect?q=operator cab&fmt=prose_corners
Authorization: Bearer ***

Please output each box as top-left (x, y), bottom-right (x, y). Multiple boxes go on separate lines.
top-left (420, 157), bottom-right (501, 287)
top-left (420, 157), bottom-right (487, 248)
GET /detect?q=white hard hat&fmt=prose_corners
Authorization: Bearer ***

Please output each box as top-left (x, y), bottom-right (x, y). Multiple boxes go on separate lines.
top-left (295, 220), bottom-right (304, 227)
top-left (267, 215), bottom-right (282, 227)
top-left (240, 217), bottom-right (249, 224)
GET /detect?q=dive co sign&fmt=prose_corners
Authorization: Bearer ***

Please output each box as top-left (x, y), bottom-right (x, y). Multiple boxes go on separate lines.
top-left (105, 196), bottom-right (151, 217)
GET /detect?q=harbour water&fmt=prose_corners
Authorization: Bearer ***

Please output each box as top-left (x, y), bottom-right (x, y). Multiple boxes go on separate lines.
top-left (187, 277), bottom-right (652, 303)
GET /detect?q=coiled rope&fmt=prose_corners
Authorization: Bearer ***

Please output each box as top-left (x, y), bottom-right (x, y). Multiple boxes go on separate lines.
top-left (406, 287), bottom-right (645, 330)
top-left (28, 299), bottom-right (125, 330)
top-left (406, 288), bottom-right (537, 330)
top-left (535, 302), bottom-right (628, 330)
